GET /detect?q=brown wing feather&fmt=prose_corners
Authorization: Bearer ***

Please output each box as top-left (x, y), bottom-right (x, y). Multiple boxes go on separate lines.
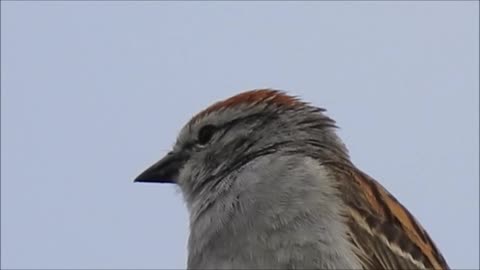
top-left (348, 206), bottom-right (435, 269)
top-left (328, 162), bottom-right (450, 270)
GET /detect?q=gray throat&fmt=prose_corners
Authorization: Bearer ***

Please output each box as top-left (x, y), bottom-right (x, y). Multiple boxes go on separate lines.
top-left (186, 154), bottom-right (361, 269)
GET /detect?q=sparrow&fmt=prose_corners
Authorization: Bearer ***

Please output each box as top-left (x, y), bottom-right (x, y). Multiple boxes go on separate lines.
top-left (135, 89), bottom-right (450, 269)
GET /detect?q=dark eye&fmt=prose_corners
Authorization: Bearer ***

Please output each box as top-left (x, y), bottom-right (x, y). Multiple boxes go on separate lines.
top-left (197, 124), bottom-right (217, 146)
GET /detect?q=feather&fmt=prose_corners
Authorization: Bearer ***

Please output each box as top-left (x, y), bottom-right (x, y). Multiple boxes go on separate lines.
top-left (329, 163), bottom-right (450, 270)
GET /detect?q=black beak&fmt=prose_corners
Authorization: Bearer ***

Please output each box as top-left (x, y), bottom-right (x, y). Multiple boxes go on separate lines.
top-left (134, 151), bottom-right (186, 184)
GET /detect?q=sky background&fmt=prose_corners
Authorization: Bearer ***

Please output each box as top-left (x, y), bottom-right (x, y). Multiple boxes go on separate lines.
top-left (1, 2), bottom-right (478, 269)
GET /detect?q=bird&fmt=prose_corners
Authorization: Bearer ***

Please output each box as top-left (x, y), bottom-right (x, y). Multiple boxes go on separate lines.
top-left (135, 89), bottom-right (450, 269)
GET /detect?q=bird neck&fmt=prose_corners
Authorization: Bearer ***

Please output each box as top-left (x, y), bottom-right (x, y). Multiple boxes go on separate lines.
top-left (186, 155), bottom-right (361, 269)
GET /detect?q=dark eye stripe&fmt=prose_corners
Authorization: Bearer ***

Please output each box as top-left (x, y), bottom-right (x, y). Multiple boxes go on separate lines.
top-left (197, 125), bottom-right (217, 145)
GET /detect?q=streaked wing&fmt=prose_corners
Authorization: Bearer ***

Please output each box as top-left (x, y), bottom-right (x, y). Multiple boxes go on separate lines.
top-left (330, 163), bottom-right (449, 270)
top-left (348, 205), bottom-right (438, 269)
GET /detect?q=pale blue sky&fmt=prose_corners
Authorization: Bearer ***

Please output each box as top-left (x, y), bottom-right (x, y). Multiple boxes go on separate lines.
top-left (1, 2), bottom-right (478, 269)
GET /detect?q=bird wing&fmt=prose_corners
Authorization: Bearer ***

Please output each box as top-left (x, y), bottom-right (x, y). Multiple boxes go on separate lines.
top-left (330, 164), bottom-right (450, 270)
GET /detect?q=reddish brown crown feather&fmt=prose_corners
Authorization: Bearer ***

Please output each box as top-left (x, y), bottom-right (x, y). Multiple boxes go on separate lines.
top-left (192, 89), bottom-right (302, 123)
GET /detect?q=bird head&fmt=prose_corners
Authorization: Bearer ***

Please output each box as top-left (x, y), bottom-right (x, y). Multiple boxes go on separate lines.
top-left (134, 89), bottom-right (348, 211)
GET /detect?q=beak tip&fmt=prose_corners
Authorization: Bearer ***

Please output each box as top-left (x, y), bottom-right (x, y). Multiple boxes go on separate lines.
top-left (133, 172), bottom-right (149, 183)
top-left (135, 151), bottom-right (184, 184)
top-left (133, 174), bottom-right (156, 183)
top-left (133, 173), bottom-right (175, 184)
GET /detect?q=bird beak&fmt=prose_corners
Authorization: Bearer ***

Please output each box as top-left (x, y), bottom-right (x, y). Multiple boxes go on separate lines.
top-left (134, 151), bottom-right (186, 184)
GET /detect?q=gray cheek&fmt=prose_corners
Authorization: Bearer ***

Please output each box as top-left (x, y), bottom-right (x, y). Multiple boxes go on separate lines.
top-left (177, 158), bottom-right (215, 202)
top-left (177, 162), bottom-right (197, 203)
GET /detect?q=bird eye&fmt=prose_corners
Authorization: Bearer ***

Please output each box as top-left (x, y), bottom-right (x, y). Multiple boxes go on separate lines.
top-left (197, 124), bottom-right (217, 146)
